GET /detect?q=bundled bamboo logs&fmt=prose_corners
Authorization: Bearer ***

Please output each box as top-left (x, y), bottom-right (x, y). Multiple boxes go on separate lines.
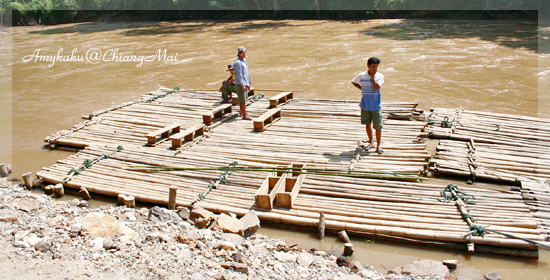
top-left (36, 89), bottom-right (548, 257)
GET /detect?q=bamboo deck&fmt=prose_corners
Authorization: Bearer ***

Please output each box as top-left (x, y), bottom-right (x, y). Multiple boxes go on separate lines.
top-left (37, 88), bottom-right (550, 258)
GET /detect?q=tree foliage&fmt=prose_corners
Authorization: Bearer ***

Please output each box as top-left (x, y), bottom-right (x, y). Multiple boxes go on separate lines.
top-left (2, 0), bottom-right (543, 26)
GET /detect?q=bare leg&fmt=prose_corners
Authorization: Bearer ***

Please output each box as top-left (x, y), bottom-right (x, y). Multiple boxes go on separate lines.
top-left (365, 125), bottom-right (374, 147)
top-left (239, 103), bottom-right (248, 118)
top-left (376, 129), bottom-right (382, 150)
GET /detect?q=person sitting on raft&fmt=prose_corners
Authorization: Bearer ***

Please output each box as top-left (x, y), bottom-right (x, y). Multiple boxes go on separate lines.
top-left (219, 64), bottom-right (237, 104)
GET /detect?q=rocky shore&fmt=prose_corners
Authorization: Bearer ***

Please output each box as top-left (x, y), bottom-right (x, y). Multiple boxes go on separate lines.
top-left (0, 177), bottom-right (451, 279)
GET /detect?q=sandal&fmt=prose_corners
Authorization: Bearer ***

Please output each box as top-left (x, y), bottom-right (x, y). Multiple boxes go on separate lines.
top-left (242, 116), bottom-right (252, 120)
top-left (376, 148), bottom-right (384, 154)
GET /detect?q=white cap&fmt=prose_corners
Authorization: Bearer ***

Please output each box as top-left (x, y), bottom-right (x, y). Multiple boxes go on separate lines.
top-left (238, 46), bottom-right (246, 53)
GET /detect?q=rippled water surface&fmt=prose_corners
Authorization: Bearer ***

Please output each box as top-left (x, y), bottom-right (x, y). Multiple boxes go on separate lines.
top-left (2, 19), bottom-right (550, 279)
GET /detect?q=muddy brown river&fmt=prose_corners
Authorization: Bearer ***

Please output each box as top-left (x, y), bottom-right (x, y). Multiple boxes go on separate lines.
top-left (2, 19), bottom-right (550, 279)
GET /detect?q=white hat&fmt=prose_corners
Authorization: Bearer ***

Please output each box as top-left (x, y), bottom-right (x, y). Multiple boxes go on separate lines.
top-left (238, 46), bottom-right (246, 53)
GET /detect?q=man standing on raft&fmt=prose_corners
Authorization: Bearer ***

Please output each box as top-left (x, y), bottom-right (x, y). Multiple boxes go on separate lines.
top-left (234, 46), bottom-right (252, 120)
top-left (351, 57), bottom-right (384, 154)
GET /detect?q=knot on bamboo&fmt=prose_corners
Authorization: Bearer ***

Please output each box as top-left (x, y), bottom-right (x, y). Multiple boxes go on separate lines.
top-left (439, 184), bottom-right (476, 205)
top-left (145, 87), bottom-right (179, 103)
top-left (192, 161), bottom-right (238, 205)
top-left (62, 146), bottom-right (124, 184)
top-left (246, 93), bottom-right (264, 106)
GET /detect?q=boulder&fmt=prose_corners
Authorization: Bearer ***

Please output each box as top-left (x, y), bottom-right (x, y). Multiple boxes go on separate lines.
top-left (212, 213), bottom-right (243, 235)
top-left (388, 259), bottom-right (450, 279)
top-left (14, 198), bottom-right (39, 211)
top-left (149, 206), bottom-right (184, 224)
top-left (240, 210), bottom-right (260, 237)
top-left (177, 206), bottom-right (191, 220)
top-left (297, 252), bottom-right (313, 267)
top-left (189, 206), bottom-right (214, 228)
top-left (82, 213), bottom-right (122, 238)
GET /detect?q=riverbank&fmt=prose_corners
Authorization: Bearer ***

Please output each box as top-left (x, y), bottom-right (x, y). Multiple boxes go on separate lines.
top-left (0, 177), bottom-right (454, 279)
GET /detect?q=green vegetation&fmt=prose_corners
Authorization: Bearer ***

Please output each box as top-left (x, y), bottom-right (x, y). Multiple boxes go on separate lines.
top-left (1, 0), bottom-right (544, 27)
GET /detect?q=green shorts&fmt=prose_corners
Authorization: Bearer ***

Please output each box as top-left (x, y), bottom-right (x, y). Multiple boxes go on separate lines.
top-left (235, 84), bottom-right (248, 104)
top-left (361, 109), bottom-right (383, 130)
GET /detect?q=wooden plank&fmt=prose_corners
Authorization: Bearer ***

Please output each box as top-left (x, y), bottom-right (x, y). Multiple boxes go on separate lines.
top-left (255, 173), bottom-right (287, 209)
top-left (146, 123), bottom-right (181, 144)
top-left (203, 104), bottom-right (232, 125)
top-left (269, 91), bottom-right (293, 108)
top-left (170, 124), bottom-right (205, 147)
top-left (254, 108), bottom-right (282, 132)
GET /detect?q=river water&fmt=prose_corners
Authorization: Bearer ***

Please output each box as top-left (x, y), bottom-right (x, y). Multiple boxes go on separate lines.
top-left (2, 19), bottom-right (550, 279)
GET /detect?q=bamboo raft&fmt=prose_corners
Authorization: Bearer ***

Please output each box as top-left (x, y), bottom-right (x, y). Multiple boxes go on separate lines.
top-left (37, 88), bottom-right (550, 258)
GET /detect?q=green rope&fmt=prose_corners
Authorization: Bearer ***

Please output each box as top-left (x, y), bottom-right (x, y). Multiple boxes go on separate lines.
top-left (486, 228), bottom-right (550, 249)
top-left (145, 87), bottom-right (179, 103)
top-left (438, 184), bottom-right (476, 205)
top-left (193, 161), bottom-right (238, 205)
top-left (440, 184), bottom-right (550, 249)
top-left (441, 116), bottom-right (452, 128)
top-left (246, 93), bottom-right (264, 106)
top-left (63, 146), bottom-right (124, 183)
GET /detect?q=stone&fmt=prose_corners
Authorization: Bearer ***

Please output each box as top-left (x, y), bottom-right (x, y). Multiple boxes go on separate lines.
top-left (177, 206), bottom-right (191, 220)
top-left (443, 259), bottom-right (458, 270)
top-left (358, 269), bottom-right (378, 278)
top-left (82, 213), bottom-right (122, 238)
top-left (79, 200), bottom-right (89, 208)
top-left (240, 210), bottom-right (260, 237)
top-left (213, 241), bottom-right (236, 251)
top-left (189, 206), bottom-right (214, 228)
top-left (177, 248), bottom-right (194, 262)
top-left (231, 252), bottom-right (247, 263)
top-left (222, 233), bottom-right (246, 245)
top-left (221, 262), bottom-right (248, 273)
top-left (91, 237), bottom-right (104, 253)
top-left (103, 238), bottom-right (116, 250)
top-left (388, 259), bottom-right (450, 279)
top-left (119, 226), bottom-right (139, 244)
top-left (13, 240), bottom-right (30, 248)
top-left (212, 213), bottom-right (243, 235)
top-left (336, 256), bottom-right (350, 267)
top-left (14, 230), bottom-right (30, 241)
top-left (0, 209), bottom-right (17, 223)
top-left (297, 252), bottom-right (313, 267)
top-left (71, 223), bottom-right (82, 233)
top-left (23, 234), bottom-right (41, 246)
top-left (250, 244), bottom-right (269, 258)
top-left (13, 198), bottom-right (39, 211)
top-left (351, 261), bottom-right (363, 271)
top-left (485, 272), bottom-right (502, 280)
top-left (159, 234), bottom-right (173, 243)
top-left (275, 251), bottom-right (297, 262)
top-left (149, 206), bottom-right (184, 224)
top-left (34, 239), bottom-right (51, 252)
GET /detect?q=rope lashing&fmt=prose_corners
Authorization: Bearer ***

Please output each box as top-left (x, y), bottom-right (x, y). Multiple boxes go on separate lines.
top-left (63, 146), bottom-right (124, 183)
top-left (145, 87), bottom-right (179, 103)
top-left (438, 184), bottom-right (476, 205)
top-left (246, 93), bottom-right (264, 106)
top-left (441, 116), bottom-right (452, 128)
top-left (440, 184), bottom-right (550, 249)
top-left (192, 161), bottom-right (238, 205)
